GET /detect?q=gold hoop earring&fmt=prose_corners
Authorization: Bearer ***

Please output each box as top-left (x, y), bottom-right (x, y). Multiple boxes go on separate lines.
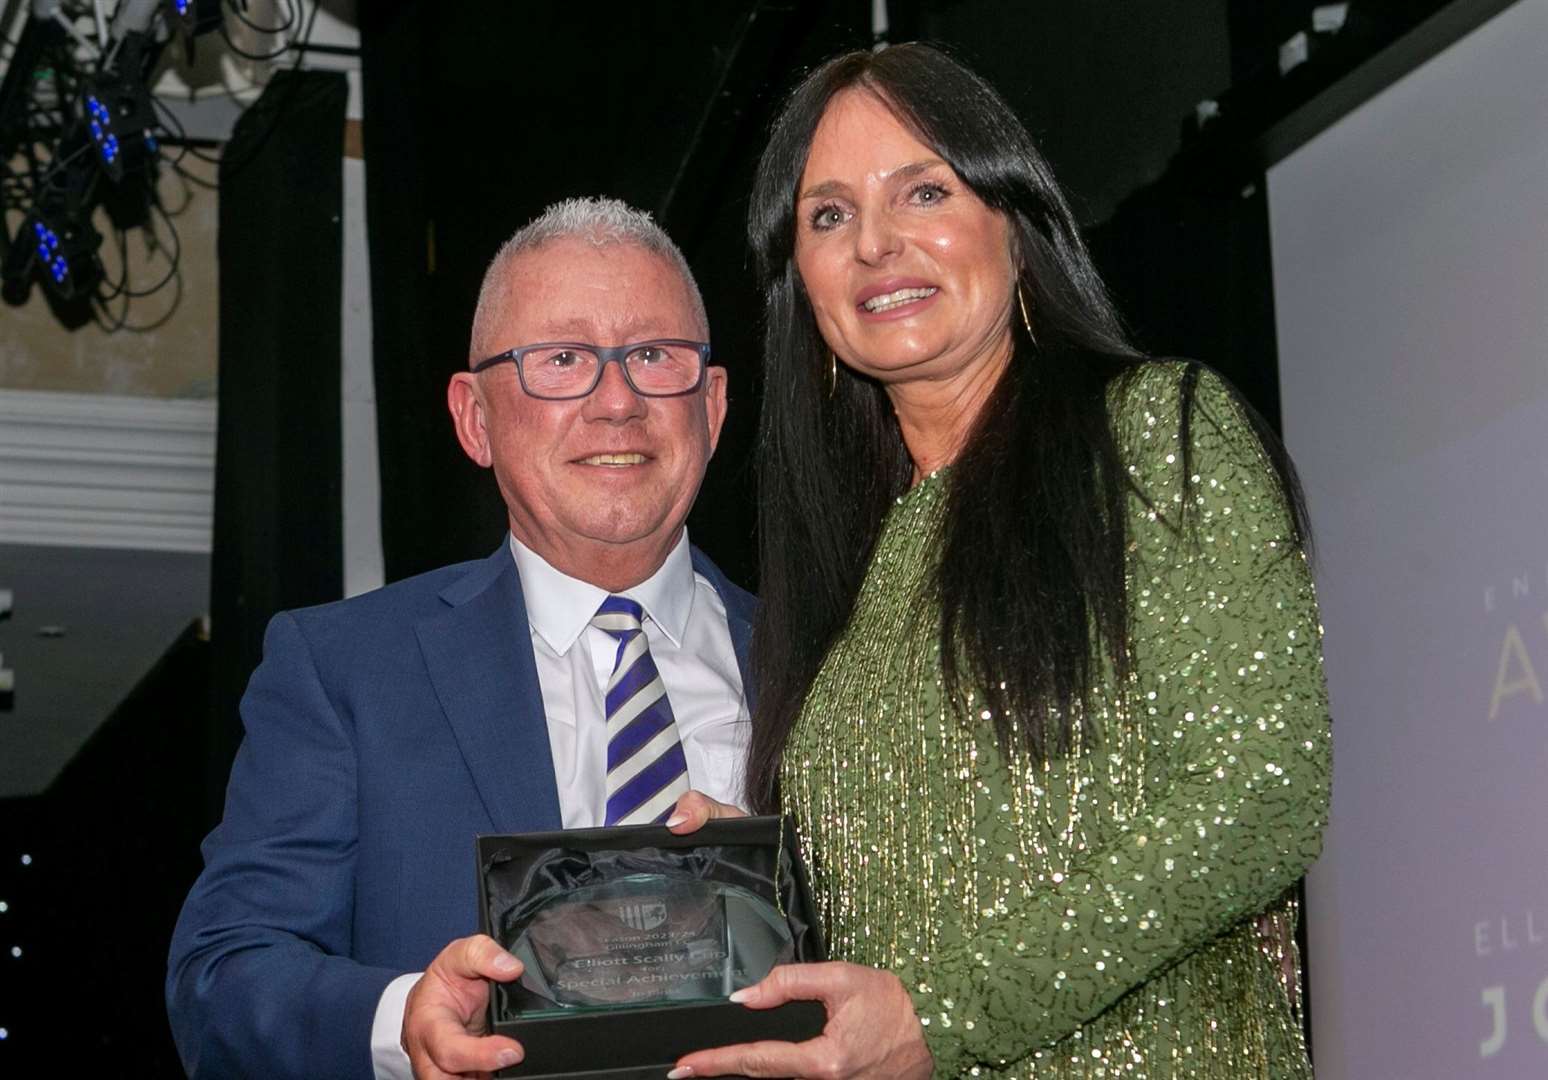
top-left (827, 351), bottom-right (838, 397)
top-left (1017, 284), bottom-right (1036, 346)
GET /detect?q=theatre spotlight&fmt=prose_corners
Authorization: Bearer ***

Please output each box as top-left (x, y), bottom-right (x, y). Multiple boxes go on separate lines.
top-left (78, 74), bottom-right (158, 183)
top-left (3, 209), bottom-right (104, 303)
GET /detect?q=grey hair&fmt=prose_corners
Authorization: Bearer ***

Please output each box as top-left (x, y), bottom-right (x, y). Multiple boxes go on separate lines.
top-left (468, 196), bottom-right (708, 362)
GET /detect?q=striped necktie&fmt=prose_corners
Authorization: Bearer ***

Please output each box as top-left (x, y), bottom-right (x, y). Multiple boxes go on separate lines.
top-left (592, 595), bottom-right (690, 826)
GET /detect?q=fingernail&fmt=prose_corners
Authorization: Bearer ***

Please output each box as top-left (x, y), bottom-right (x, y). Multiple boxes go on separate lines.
top-left (728, 987), bottom-right (753, 1004)
top-left (493, 951), bottom-right (521, 973)
top-left (666, 1068), bottom-right (694, 1079)
top-left (664, 813), bottom-right (687, 827)
top-left (497, 1048), bottom-right (522, 1067)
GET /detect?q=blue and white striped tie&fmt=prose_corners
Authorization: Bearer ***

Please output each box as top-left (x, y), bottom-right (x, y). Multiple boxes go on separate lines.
top-left (592, 596), bottom-right (690, 826)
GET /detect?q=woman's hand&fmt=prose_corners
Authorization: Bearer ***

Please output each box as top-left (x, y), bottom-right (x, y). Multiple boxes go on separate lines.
top-left (667, 961), bottom-right (932, 1079)
top-left (664, 789), bottom-right (747, 834)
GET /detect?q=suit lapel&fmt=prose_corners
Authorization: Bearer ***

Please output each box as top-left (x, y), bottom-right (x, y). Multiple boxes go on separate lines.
top-left (690, 546), bottom-right (757, 712)
top-left (416, 547), bottom-right (563, 833)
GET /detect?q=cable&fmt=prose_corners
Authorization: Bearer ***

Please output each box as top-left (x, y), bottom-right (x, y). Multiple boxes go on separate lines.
top-left (219, 0), bottom-right (308, 63)
top-left (92, 214), bottom-right (185, 333)
top-left (94, 223), bottom-right (129, 299)
top-left (117, 263), bottom-right (182, 331)
top-left (167, 155), bottom-right (220, 189)
top-left (157, 160), bottom-right (197, 213)
top-left (93, 163), bottom-right (189, 305)
top-left (219, 23), bottom-right (289, 61)
top-left (223, 0), bottom-right (296, 36)
top-left (33, 140), bottom-right (93, 184)
top-left (151, 94), bottom-right (223, 166)
top-left (118, 196), bottom-right (181, 297)
top-left (288, 0), bottom-right (319, 69)
top-left (91, 275), bottom-right (131, 331)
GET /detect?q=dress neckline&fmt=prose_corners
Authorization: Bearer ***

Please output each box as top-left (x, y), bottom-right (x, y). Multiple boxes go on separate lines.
top-left (899, 466), bottom-right (948, 505)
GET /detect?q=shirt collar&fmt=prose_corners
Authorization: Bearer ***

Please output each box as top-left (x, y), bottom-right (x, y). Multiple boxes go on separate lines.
top-left (508, 531), bottom-right (695, 654)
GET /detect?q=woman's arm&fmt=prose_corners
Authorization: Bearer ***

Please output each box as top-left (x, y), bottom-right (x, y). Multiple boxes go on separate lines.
top-left (886, 364), bottom-right (1331, 1074)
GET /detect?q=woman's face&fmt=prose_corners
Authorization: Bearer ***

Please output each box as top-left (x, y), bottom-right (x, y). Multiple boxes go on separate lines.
top-left (794, 89), bottom-right (1017, 388)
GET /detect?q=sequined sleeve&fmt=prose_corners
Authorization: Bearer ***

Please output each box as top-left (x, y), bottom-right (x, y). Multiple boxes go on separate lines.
top-left (893, 364), bottom-right (1332, 1076)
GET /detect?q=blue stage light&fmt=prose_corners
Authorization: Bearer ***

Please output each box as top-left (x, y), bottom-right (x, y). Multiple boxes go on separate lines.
top-left (6, 211), bottom-right (104, 302)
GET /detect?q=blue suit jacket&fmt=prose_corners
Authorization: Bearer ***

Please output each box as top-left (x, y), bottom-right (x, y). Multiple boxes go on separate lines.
top-left (167, 543), bottom-right (756, 1079)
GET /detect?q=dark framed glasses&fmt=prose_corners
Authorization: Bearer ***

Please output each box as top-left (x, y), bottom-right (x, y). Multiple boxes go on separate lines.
top-left (471, 339), bottom-right (711, 400)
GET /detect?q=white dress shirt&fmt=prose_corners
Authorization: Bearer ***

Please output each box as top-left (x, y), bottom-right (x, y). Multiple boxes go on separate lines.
top-left (371, 532), bottom-right (750, 1077)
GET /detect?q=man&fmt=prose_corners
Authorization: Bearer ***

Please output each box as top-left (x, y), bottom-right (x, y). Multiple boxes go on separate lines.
top-left (167, 197), bottom-right (750, 1079)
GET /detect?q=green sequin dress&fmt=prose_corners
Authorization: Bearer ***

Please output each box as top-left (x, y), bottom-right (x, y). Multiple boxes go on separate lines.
top-left (781, 362), bottom-right (1331, 1079)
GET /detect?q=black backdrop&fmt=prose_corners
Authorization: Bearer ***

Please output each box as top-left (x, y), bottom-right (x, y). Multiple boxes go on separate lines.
top-left (354, 1), bottom-right (1284, 590)
top-left (360, 3), bottom-right (869, 589)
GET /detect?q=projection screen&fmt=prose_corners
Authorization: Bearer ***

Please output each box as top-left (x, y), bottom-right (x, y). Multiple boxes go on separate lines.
top-left (1268, 0), bottom-right (1548, 1075)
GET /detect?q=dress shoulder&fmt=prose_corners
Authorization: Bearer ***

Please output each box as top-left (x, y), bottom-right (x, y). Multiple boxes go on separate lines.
top-left (1105, 360), bottom-right (1293, 538)
top-left (1106, 359), bottom-right (1253, 448)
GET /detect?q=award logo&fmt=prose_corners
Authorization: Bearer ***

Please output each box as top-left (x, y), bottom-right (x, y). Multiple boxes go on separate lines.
top-left (616, 901), bottom-right (668, 932)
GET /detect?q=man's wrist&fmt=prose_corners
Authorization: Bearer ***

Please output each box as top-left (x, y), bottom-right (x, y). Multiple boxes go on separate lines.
top-left (370, 972), bottom-right (423, 1080)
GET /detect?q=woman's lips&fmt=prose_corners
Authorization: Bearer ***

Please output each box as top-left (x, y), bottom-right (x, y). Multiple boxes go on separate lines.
top-left (860, 286), bottom-right (939, 313)
top-left (856, 285), bottom-right (939, 320)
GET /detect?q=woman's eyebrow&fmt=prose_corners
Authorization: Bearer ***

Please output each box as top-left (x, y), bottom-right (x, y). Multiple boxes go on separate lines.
top-left (887, 159), bottom-right (948, 183)
top-left (798, 178), bottom-right (847, 201)
top-left (798, 158), bottom-right (949, 201)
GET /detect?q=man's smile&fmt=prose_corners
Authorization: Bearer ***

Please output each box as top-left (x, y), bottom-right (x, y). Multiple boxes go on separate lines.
top-left (575, 452), bottom-right (651, 466)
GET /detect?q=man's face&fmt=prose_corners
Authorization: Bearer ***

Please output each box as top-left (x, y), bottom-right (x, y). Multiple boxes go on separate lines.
top-left (448, 238), bottom-right (727, 584)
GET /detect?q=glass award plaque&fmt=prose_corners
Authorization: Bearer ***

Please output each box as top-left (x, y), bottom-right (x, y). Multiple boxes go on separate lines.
top-left (476, 817), bottom-right (827, 1078)
top-left (508, 873), bottom-right (793, 1013)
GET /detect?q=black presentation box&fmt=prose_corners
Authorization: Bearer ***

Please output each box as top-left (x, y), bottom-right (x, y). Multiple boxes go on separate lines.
top-left (476, 815), bottom-right (827, 1079)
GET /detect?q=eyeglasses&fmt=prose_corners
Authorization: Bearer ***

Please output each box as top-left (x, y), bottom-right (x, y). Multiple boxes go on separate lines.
top-left (471, 339), bottom-right (711, 400)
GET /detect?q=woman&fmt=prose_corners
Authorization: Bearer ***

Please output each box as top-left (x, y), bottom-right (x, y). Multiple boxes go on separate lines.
top-left (673, 43), bottom-right (1330, 1080)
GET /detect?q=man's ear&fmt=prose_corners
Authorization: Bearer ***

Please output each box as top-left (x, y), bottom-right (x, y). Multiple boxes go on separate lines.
top-left (447, 372), bottom-right (493, 467)
top-left (703, 366), bottom-right (729, 455)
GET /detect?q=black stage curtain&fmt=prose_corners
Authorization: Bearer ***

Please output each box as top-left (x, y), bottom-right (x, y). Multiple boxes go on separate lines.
top-left (208, 69), bottom-right (348, 819)
top-left (1089, 175), bottom-right (1284, 433)
top-left (359, 3), bottom-right (506, 583)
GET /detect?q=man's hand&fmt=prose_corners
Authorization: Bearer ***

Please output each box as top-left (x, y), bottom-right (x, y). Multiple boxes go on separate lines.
top-left (667, 961), bottom-right (932, 1079)
top-left (401, 934), bottom-right (526, 1079)
top-left (664, 788), bottom-right (747, 834)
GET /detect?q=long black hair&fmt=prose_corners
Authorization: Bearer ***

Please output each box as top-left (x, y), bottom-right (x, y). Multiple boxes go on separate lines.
top-left (744, 44), bottom-right (1305, 812)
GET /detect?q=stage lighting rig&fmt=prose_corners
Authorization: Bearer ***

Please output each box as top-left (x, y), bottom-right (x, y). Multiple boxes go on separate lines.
top-left (0, 0), bottom-right (213, 320)
top-left (0, 1), bottom-right (308, 329)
